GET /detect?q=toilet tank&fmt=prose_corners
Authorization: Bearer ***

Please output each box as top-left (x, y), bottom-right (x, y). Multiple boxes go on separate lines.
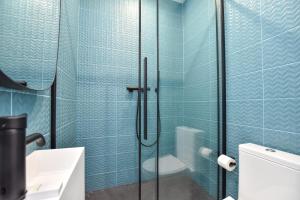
top-left (176, 126), bottom-right (203, 171)
top-left (239, 143), bottom-right (300, 200)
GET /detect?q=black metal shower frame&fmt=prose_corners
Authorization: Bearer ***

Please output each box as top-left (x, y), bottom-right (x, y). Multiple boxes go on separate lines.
top-left (215, 0), bottom-right (227, 199)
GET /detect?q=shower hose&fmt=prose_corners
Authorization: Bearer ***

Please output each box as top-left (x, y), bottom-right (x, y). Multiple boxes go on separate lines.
top-left (135, 90), bottom-right (161, 147)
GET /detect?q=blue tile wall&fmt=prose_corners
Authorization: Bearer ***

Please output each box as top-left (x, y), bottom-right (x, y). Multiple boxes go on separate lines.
top-left (76, 0), bottom-right (139, 191)
top-left (183, 0), bottom-right (219, 198)
top-left (55, 0), bottom-right (80, 148)
top-left (158, 0), bottom-right (185, 189)
top-left (0, 0), bottom-right (79, 153)
top-left (225, 0), bottom-right (300, 198)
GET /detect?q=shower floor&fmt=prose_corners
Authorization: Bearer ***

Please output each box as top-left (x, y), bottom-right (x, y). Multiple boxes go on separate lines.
top-left (86, 175), bottom-right (214, 200)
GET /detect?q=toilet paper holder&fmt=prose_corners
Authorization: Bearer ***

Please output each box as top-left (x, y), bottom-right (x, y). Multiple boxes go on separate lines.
top-left (228, 156), bottom-right (236, 167)
top-left (229, 161), bottom-right (236, 167)
top-left (217, 155), bottom-right (237, 172)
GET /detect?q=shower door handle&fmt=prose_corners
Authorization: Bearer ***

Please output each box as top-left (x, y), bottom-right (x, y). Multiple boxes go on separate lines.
top-left (143, 57), bottom-right (148, 140)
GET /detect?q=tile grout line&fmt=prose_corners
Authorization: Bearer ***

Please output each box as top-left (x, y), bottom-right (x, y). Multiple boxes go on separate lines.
top-left (115, 83), bottom-right (118, 185)
top-left (259, 0), bottom-right (265, 145)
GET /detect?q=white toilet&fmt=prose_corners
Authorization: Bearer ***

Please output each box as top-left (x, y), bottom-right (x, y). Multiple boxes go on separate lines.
top-left (225, 143), bottom-right (300, 200)
top-left (143, 126), bottom-right (203, 176)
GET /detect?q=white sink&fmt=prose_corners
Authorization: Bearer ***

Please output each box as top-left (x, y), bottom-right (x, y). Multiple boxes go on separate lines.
top-left (26, 148), bottom-right (85, 200)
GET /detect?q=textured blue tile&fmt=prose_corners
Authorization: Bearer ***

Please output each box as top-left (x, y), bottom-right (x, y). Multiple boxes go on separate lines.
top-left (225, 0), bottom-right (300, 197)
top-left (117, 118), bottom-right (136, 136)
top-left (160, 133), bottom-right (175, 148)
top-left (227, 100), bottom-right (263, 127)
top-left (59, 122), bottom-right (76, 148)
top-left (226, 172), bottom-right (238, 199)
top-left (184, 102), bottom-right (210, 120)
top-left (209, 121), bottom-right (219, 142)
top-left (160, 102), bottom-right (183, 118)
top-left (117, 101), bottom-right (137, 119)
top-left (263, 26), bottom-right (300, 69)
top-left (117, 168), bottom-right (138, 186)
top-left (76, 119), bottom-right (116, 139)
top-left (160, 117), bottom-right (183, 133)
top-left (227, 71), bottom-right (263, 100)
top-left (86, 155), bottom-right (116, 176)
top-left (78, 137), bottom-right (117, 157)
top-left (261, 0), bottom-right (300, 39)
top-left (12, 93), bottom-right (50, 135)
top-left (264, 129), bottom-right (300, 155)
top-left (209, 81), bottom-right (218, 102)
top-left (0, 92), bottom-right (11, 115)
top-left (184, 45), bottom-right (209, 73)
top-left (227, 124), bottom-right (263, 161)
top-left (54, 0), bottom-right (79, 150)
top-left (160, 56), bottom-right (183, 73)
top-left (264, 63), bottom-right (300, 98)
top-left (225, 0), bottom-right (261, 53)
top-left (184, 82), bottom-right (210, 102)
top-left (77, 82), bottom-right (117, 102)
top-left (117, 135), bottom-right (138, 153)
top-left (183, 118), bottom-right (210, 134)
top-left (160, 70), bottom-right (183, 87)
top-left (227, 44), bottom-right (262, 77)
top-left (264, 99), bottom-right (300, 133)
top-left (209, 101), bottom-right (218, 122)
top-left (184, 64), bottom-right (210, 86)
top-left (86, 173), bottom-right (116, 192)
top-left (117, 152), bottom-right (138, 171)
top-left (77, 101), bottom-right (116, 121)
top-left (159, 87), bottom-right (183, 102)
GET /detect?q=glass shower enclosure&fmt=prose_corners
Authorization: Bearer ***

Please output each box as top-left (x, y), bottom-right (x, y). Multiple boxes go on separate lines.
top-left (136, 0), bottom-right (221, 199)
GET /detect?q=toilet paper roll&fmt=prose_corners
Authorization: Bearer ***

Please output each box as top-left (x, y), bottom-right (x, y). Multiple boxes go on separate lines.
top-left (198, 147), bottom-right (213, 159)
top-left (217, 155), bottom-right (236, 172)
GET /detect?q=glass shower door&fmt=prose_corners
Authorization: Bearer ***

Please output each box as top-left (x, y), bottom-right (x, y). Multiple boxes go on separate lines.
top-left (139, 0), bottom-right (159, 199)
top-left (157, 0), bottom-right (220, 199)
top-left (138, 0), bottom-right (220, 199)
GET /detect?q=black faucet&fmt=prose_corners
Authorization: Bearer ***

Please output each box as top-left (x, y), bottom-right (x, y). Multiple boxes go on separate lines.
top-left (0, 114), bottom-right (47, 200)
top-left (26, 133), bottom-right (46, 147)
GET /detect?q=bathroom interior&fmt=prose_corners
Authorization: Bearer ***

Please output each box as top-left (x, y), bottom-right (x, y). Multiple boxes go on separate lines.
top-left (0, 0), bottom-right (300, 200)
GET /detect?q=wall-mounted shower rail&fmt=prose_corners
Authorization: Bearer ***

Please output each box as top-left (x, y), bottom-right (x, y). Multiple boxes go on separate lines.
top-left (143, 57), bottom-right (148, 140)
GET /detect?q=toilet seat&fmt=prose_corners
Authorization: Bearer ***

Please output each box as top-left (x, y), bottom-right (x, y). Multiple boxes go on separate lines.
top-left (143, 154), bottom-right (187, 176)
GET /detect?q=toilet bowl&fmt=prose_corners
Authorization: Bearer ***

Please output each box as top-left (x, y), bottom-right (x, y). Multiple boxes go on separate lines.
top-left (142, 126), bottom-right (203, 176)
top-left (143, 154), bottom-right (187, 176)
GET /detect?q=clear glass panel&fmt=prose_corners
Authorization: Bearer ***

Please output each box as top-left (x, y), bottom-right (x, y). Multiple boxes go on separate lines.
top-left (158, 0), bottom-right (219, 199)
top-left (140, 0), bottom-right (159, 199)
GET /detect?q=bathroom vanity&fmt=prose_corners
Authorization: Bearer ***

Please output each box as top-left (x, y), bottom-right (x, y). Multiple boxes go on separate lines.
top-left (25, 148), bottom-right (85, 200)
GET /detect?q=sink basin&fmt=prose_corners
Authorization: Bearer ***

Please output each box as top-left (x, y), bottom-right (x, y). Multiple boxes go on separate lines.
top-left (26, 148), bottom-right (85, 200)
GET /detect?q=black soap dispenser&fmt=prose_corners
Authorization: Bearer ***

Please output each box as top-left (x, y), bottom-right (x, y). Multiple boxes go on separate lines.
top-left (0, 114), bottom-right (27, 200)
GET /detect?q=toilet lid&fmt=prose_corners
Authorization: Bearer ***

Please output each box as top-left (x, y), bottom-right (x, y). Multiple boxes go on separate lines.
top-left (143, 154), bottom-right (187, 176)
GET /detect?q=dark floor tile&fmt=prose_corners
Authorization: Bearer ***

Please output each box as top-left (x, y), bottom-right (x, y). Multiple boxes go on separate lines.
top-left (86, 175), bottom-right (214, 200)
